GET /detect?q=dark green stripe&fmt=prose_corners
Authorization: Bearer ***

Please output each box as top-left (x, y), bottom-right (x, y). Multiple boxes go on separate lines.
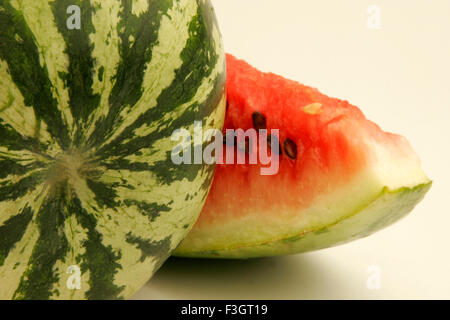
top-left (0, 170), bottom-right (45, 203)
top-left (151, 146), bottom-right (209, 185)
top-left (100, 77), bottom-right (224, 187)
top-left (86, 179), bottom-right (119, 209)
top-left (149, 149), bottom-right (216, 193)
top-left (123, 199), bottom-right (173, 222)
top-left (0, 120), bottom-right (41, 152)
top-left (103, 158), bottom-right (155, 172)
top-left (87, 0), bottom-right (173, 148)
top-left (50, 0), bottom-right (100, 146)
top-left (70, 196), bottom-right (124, 300)
top-left (0, 1), bottom-right (71, 149)
top-left (0, 158), bottom-right (44, 180)
top-left (98, 8), bottom-right (220, 157)
top-left (13, 188), bottom-right (70, 300)
top-left (0, 207), bottom-right (33, 266)
top-left (96, 6), bottom-right (224, 183)
top-left (144, 95), bottom-right (221, 187)
top-left (126, 233), bottom-right (171, 267)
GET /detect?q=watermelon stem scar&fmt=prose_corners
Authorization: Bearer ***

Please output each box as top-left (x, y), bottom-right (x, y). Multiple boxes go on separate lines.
top-left (44, 151), bottom-right (99, 192)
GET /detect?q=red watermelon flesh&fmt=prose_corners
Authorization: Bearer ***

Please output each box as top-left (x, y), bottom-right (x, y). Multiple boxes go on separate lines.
top-left (174, 54), bottom-right (431, 259)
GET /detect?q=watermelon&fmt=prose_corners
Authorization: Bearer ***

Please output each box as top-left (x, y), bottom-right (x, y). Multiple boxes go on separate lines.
top-left (174, 54), bottom-right (431, 259)
top-left (0, 0), bottom-right (225, 299)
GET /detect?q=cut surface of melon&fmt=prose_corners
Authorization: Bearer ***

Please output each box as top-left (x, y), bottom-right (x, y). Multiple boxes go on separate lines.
top-left (174, 54), bottom-right (431, 259)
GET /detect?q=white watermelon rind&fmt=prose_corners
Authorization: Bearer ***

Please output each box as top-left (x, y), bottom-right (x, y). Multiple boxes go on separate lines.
top-left (175, 181), bottom-right (432, 259)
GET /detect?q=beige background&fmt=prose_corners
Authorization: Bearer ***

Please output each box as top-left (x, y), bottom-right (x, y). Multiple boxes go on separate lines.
top-left (133, 0), bottom-right (450, 299)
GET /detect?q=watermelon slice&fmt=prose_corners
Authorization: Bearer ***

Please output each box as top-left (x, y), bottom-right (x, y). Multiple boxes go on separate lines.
top-left (174, 54), bottom-right (431, 259)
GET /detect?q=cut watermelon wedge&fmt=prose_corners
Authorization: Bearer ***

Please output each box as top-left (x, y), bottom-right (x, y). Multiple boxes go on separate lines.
top-left (174, 54), bottom-right (431, 259)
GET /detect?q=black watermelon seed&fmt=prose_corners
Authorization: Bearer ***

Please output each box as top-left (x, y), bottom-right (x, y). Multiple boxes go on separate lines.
top-left (252, 111), bottom-right (267, 130)
top-left (237, 139), bottom-right (251, 154)
top-left (283, 139), bottom-right (298, 159)
top-left (267, 135), bottom-right (282, 155)
top-left (223, 131), bottom-right (237, 146)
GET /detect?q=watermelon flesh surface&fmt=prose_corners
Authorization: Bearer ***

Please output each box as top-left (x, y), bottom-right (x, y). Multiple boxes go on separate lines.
top-left (174, 54), bottom-right (431, 258)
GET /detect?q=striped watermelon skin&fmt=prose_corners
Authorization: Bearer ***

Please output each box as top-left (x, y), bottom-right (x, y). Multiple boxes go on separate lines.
top-left (0, 0), bottom-right (225, 300)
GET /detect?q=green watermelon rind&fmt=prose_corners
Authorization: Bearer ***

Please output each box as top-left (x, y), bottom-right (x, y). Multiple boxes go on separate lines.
top-left (174, 181), bottom-right (432, 259)
top-left (0, 0), bottom-right (225, 299)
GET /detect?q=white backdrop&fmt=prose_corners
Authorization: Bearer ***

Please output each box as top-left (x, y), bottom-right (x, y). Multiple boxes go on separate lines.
top-left (134, 0), bottom-right (450, 299)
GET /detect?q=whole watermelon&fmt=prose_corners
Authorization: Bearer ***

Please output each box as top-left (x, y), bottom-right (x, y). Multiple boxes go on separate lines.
top-left (0, 0), bottom-right (225, 299)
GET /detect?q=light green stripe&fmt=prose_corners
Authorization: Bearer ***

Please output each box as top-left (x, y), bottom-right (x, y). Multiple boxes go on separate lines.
top-left (85, 0), bottom-right (175, 148)
top-left (98, 0), bottom-right (198, 148)
top-left (83, 0), bottom-right (122, 140)
top-left (0, 219), bottom-right (39, 299)
top-left (97, 163), bottom-right (210, 247)
top-left (49, 211), bottom-right (90, 300)
top-left (0, 207), bottom-right (33, 266)
top-left (131, 0), bottom-right (149, 17)
top-left (0, 186), bottom-right (47, 299)
top-left (0, 0), bottom-right (71, 148)
top-left (70, 167), bottom-right (171, 297)
top-left (69, 178), bottom-right (126, 299)
top-left (130, 39), bottom-right (225, 145)
top-left (0, 61), bottom-right (60, 156)
top-left (10, 0), bottom-right (74, 136)
top-left (13, 188), bottom-right (70, 300)
top-left (0, 172), bottom-right (46, 225)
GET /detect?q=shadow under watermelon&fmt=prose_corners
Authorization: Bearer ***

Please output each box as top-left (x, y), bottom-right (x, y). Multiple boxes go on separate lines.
top-left (132, 253), bottom-right (353, 300)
